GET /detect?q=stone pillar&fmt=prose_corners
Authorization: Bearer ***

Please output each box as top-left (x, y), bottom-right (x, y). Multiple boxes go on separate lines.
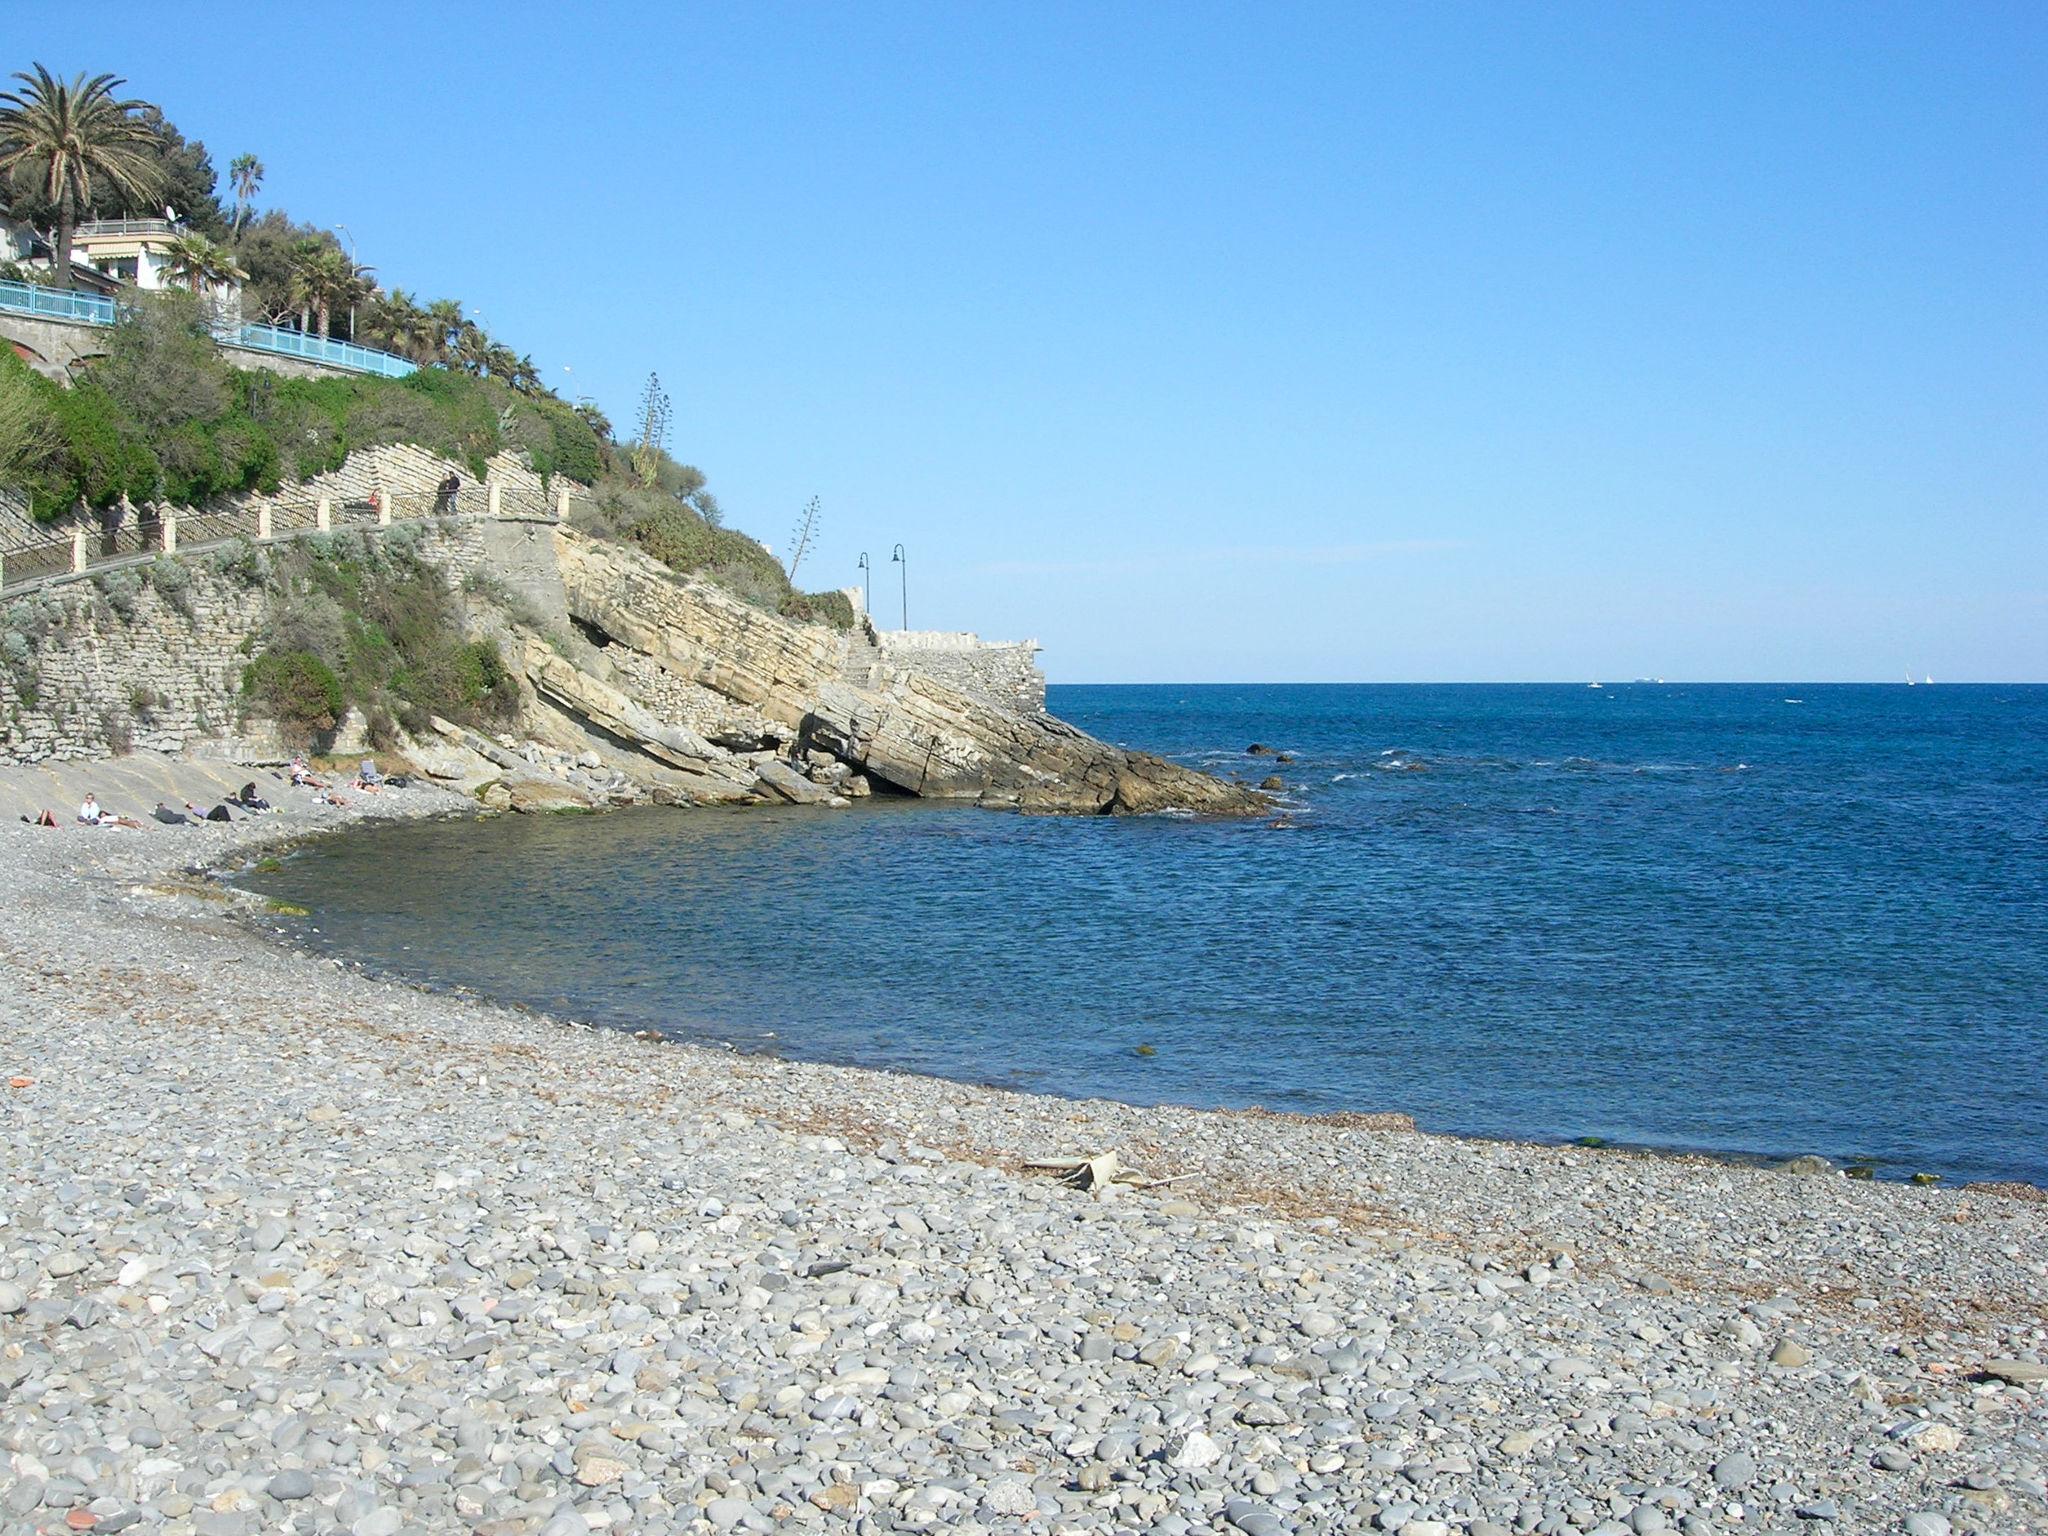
top-left (257, 503), bottom-right (273, 541)
top-left (316, 498), bottom-right (332, 532)
top-left (71, 525), bottom-right (88, 573)
top-left (162, 514), bottom-right (178, 554)
top-left (376, 488), bottom-right (392, 527)
top-left (489, 482), bottom-right (504, 519)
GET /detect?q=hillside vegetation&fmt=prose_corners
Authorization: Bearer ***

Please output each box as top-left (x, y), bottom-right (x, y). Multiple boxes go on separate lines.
top-left (0, 293), bottom-right (602, 516)
top-left (0, 296), bottom-right (853, 626)
top-left (1, 66), bottom-right (854, 631)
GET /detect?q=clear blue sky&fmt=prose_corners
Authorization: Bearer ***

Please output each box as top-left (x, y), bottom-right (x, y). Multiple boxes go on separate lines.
top-left (17, 3), bottom-right (2047, 680)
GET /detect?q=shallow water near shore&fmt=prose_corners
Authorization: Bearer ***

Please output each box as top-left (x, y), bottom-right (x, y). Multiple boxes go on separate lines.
top-left (246, 682), bottom-right (2048, 1186)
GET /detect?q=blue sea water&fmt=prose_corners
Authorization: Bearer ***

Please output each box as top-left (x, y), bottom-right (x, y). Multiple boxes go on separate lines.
top-left (247, 684), bottom-right (2048, 1186)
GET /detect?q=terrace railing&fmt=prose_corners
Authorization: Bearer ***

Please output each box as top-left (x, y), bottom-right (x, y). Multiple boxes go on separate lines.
top-left (0, 278), bottom-right (119, 326)
top-left (1, 277), bottom-right (417, 378)
top-left (0, 482), bottom-right (589, 596)
top-left (74, 218), bottom-right (179, 238)
top-left (227, 322), bottom-right (417, 379)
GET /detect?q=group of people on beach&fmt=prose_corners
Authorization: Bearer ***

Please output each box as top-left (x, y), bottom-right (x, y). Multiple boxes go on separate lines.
top-left (20, 759), bottom-right (402, 830)
top-left (288, 755), bottom-right (389, 805)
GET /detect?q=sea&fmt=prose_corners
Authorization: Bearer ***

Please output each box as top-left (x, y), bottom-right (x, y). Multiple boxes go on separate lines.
top-left (245, 683), bottom-right (2048, 1187)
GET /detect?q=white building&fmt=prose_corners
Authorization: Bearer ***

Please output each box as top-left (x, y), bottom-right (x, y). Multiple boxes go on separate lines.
top-left (71, 218), bottom-right (181, 289)
top-left (69, 218), bottom-right (242, 323)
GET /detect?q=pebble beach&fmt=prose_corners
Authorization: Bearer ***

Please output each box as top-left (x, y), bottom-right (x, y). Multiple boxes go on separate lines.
top-left (1, 759), bottom-right (2044, 1536)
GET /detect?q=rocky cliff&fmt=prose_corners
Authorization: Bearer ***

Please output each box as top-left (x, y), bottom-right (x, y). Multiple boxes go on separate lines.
top-left (1, 475), bottom-right (1260, 816)
top-left (547, 530), bottom-right (1260, 816)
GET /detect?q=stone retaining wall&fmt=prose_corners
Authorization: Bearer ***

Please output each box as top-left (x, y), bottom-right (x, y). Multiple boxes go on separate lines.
top-left (876, 630), bottom-right (1046, 714)
top-left (0, 522), bottom-right (498, 765)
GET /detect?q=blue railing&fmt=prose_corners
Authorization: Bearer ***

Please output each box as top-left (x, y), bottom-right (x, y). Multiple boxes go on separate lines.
top-left (228, 322), bottom-right (417, 379)
top-left (0, 277), bottom-right (417, 379)
top-left (0, 278), bottom-right (119, 325)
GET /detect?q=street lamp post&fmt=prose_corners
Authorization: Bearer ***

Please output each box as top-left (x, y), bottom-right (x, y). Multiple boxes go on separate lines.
top-left (856, 552), bottom-right (871, 616)
top-left (333, 224), bottom-right (357, 340)
top-left (890, 544), bottom-right (907, 630)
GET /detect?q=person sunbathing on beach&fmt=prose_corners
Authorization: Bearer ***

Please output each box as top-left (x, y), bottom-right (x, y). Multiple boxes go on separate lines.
top-left (19, 809), bottom-right (57, 827)
top-left (288, 756), bottom-right (328, 789)
top-left (184, 801), bottom-right (234, 823)
top-left (230, 782), bottom-right (273, 811)
top-left (77, 795), bottom-right (142, 829)
top-left (153, 803), bottom-right (191, 825)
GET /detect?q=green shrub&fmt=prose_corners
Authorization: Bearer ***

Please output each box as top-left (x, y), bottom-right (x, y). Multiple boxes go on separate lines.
top-left (242, 648), bottom-right (345, 745)
top-left (0, 349), bottom-right (64, 503)
top-left (781, 589), bottom-right (855, 630)
top-left (43, 384), bottom-right (158, 512)
top-left (547, 405), bottom-right (603, 483)
top-left (207, 536), bottom-right (268, 587)
top-left (95, 568), bottom-right (145, 621)
top-left (255, 538), bottom-right (521, 741)
top-left (94, 291), bottom-right (230, 436)
top-left (147, 557), bottom-right (197, 618)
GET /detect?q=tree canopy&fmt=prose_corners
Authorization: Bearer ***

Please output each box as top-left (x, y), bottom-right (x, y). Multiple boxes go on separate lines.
top-left (0, 67), bottom-right (166, 285)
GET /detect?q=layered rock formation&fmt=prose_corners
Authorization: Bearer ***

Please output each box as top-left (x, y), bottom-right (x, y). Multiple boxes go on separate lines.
top-left (549, 530), bottom-right (1260, 816)
top-left (0, 480), bottom-right (1259, 815)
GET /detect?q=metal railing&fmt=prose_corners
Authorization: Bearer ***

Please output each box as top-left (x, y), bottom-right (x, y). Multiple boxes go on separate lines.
top-left (0, 483), bottom-right (586, 596)
top-left (0, 539), bottom-right (75, 588)
top-left (0, 277), bottom-right (417, 378)
top-left (169, 507), bottom-right (261, 548)
top-left (0, 278), bottom-right (119, 325)
top-left (74, 218), bottom-right (178, 238)
top-left (227, 322), bottom-right (417, 379)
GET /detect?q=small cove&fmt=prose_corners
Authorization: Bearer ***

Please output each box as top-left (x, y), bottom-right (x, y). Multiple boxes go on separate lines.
top-left (244, 682), bottom-right (2048, 1187)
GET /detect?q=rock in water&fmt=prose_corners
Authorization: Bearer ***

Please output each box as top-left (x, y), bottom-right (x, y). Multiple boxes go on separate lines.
top-left (752, 758), bottom-right (841, 805)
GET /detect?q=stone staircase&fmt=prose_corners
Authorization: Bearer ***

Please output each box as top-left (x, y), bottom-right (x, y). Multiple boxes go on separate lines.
top-left (838, 621), bottom-right (888, 690)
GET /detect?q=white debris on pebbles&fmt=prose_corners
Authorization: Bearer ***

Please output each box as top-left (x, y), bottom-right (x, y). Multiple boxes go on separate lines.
top-left (1, 800), bottom-right (2046, 1536)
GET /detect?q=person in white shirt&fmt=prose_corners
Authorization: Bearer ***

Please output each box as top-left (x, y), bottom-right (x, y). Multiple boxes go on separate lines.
top-left (76, 793), bottom-right (142, 829)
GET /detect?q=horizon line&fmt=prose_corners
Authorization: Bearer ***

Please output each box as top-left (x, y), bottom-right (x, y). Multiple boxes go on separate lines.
top-left (1041, 678), bottom-right (2046, 688)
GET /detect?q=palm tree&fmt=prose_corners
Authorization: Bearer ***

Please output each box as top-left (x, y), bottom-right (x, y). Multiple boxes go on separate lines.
top-left (364, 286), bottom-right (435, 361)
top-left (482, 341), bottom-right (520, 381)
top-left (0, 65), bottom-right (163, 288)
top-left (452, 323), bottom-right (494, 377)
top-left (425, 299), bottom-right (466, 366)
top-left (228, 153), bottom-right (262, 233)
top-left (287, 241), bottom-right (373, 339)
top-left (574, 400), bottom-right (614, 442)
top-left (157, 231), bottom-right (247, 321)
